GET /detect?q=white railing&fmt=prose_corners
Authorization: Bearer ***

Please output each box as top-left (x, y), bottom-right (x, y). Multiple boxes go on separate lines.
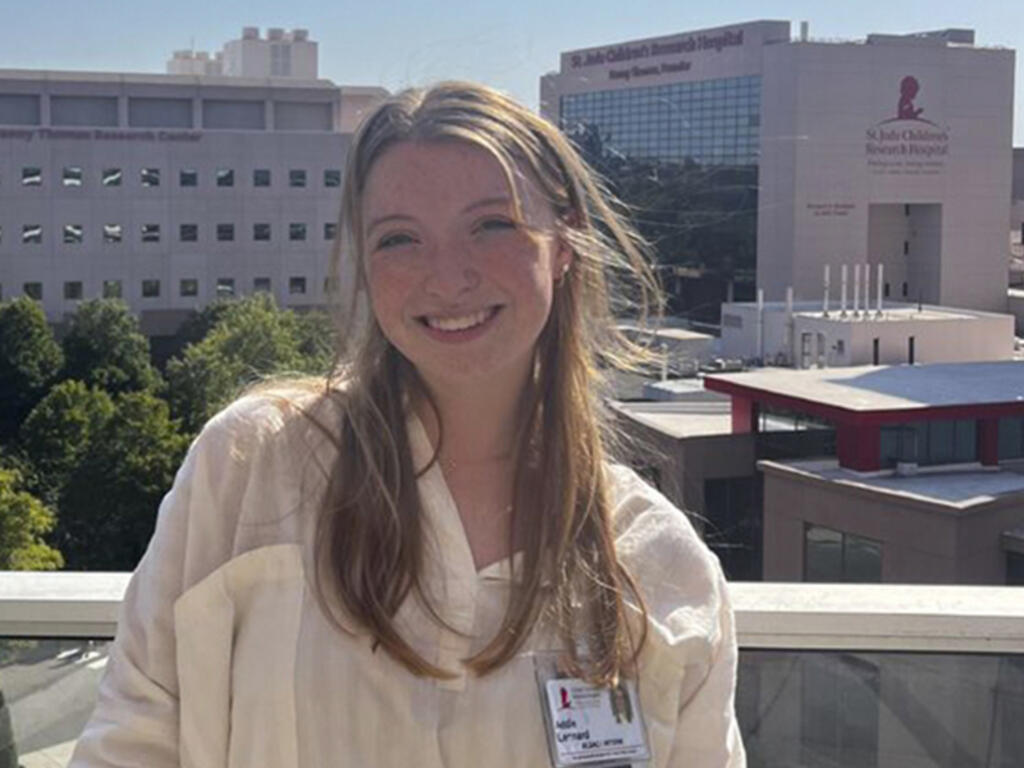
top-left (3, 573), bottom-right (1024, 652)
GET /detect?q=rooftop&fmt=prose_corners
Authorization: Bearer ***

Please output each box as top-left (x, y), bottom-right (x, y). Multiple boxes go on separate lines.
top-left (611, 399), bottom-right (733, 439)
top-left (760, 458), bottom-right (1024, 511)
top-left (706, 361), bottom-right (1024, 413)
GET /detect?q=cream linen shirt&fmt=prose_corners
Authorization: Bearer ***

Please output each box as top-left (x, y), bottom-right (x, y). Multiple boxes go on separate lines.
top-left (70, 394), bottom-right (746, 768)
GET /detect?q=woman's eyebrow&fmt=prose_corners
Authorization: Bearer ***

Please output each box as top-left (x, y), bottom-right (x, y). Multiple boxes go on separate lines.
top-left (366, 213), bottom-right (416, 237)
top-left (462, 196), bottom-right (512, 214)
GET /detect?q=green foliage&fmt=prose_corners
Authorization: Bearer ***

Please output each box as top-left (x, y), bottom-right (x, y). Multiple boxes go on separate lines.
top-left (19, 381), bottom-right (115, 505)
top-left (55, 391), bottom-right (189, 571)
top-left (0, 466), bottom-right (63, 571)
top-left (60, 299), bottom-right (162, 395)
top-left (166, 294), bottom-right (332, 434)
top-left (0, 298), bottom-right (64, 440)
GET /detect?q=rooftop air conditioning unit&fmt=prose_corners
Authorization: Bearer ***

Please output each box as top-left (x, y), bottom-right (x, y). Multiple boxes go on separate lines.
top-left (895, 461), bottom-right (919, 477)
top-left (268, 27), bottom-right (284, 41)
top-left (292, 29), bottom-right (309, 41)
top-left (242, 26), bottom-right (259, 40)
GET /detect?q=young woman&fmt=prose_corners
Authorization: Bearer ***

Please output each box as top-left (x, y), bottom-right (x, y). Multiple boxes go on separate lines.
top-left (70, 82), bottom-right (745, 767)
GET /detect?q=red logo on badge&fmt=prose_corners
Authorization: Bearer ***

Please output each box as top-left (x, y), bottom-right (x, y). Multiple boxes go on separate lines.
top-left (559, 687), bottom-right (572, 709)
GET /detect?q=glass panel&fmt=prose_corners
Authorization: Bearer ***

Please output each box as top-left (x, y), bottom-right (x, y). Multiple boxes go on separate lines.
top-left (141, 279), bottom-right (160, 297)
top-left (324, 169), bottom-right (341, 187)
top-left (141, 224), bottom-right (160, 243)
top-left (324, 222), bottom-right (337, 240)
top-left (140, 168), bottom-right (160, 187)
top-left (22, 225), bottom-right (42, 244)
top-left (289, 276), bottom-right (307, 294)
top-left (927, 420), bottom-right (955, 465)
top-left (843, 534), bottom-right (882, 583)
top-left (21, 167), bottom-right (41, 186)
top-left (179, 278), bottom-right (198, 297)
top-left (215, 169), bottom-right (234, 187)
top-left (253, 223), bottom-right (271, 241)
top-left (22, 282), bottom-right (42, 300)
top-left (289, 223), bottom-right (306, 241)
top-left (253, 169), bottom-right (271, 187)
top-left (102, 280), bottom-right (122, 298)
top-left (738, 650), bottom-right (1024, 767)
top-left (101, 168), bottom-right (121, 187)
top-left (953, 420), bottom-right (977, 463)
top-left (289, 169), bottom-right (306, 187)
top-left (62, 167), bottom-right (83, 187)
top-left (62, 224), bottom-right (83, 244)
top-left (805, 525), bottom-right (843, 582)
top-left (102, 224), bottom-right (122, 244)
top-left (216, 278), bottom-right (235, 298)
top-left (62, 281), bottom-right (83, 300)
top-left (216, 224), bottom-right (234, 242)
top-left (179, 224), bottom-right (198, 242)
top-left (179, 169), bottom-right (198, 187)
top-left (999, 418), bottom-right (1023, 460)
top-left (253, 277), bottom-right (272, 293)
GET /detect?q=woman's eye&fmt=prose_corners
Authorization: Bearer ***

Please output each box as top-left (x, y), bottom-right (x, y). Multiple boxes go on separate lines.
top-left (476, 217), bottom-right (517, 233)
top-left (376, 232), bottom-right (416, 250)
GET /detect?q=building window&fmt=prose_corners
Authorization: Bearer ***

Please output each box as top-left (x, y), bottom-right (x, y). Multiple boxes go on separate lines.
top-left (179, 168), bottom-right (198, 187)
top-left (901, 282), bottom-right (908, 297)
top-left (253, 168), bottom-right (271, 187)
top-left (103, 224), bottom-right (122, 244)
top-left (289, 276), bottom-right (307, 295)
top-left (289, 222), bottom-right (306, 241)
top-left (22, 167), bottom-right (42, 186)
top-left (22, 225), bottom-right (42, 244)
top-left (324, 222), bottom-right (337, 240)
top-left (102, 280), bottom-right (122, 299)
top-left (253, 277), bottom-right (272, 293)
top-left (63, 224), bottom-right (84, 244)
top-left (216, 224), bottom-right (234, 242)
top-left (883, 282), bottom-right (890, 298)
top-left (179, 223), bottom-right (198, 242)
top-left (879, 420), bottom-right (977, 468)
top-left (141, 168), bottom-right (160, 187)
top-left (323, 276), bottom-right (340, 295)
top-left (179, 278), bottom-right (199, 297)
top-left (216, 168), bottom-right (234, 187)
top-left (141, 279), bottom-right (160, 298)
top-left (253, 223), bottom-right (271, 241)
top-left (62, 166), bottom-right (83, 187)
top-left (23, 282), bottom-right (42, 300)
top-left (101, 168), bottom-right (122, 186)
top-left (63, 281), bottom-right (83, 300)
top-left (141, 224), bottom-right (160, 243)
top-left (998, 417), bottom-right (1024, 460)
top-left (324, 169), bottom-right (341, 187)
top-left (289, 169), bottom-right (306, 188)
top-left (804, 525), bottom-right (881, 583)
top-left (216, 278), bottom-right (235, 298)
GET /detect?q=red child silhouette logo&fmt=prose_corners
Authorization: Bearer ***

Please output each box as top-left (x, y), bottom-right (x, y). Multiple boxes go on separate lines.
top-left (559, 687), bottom-right (572, 709)
top-left (897, 75), bottom-right (923, 120)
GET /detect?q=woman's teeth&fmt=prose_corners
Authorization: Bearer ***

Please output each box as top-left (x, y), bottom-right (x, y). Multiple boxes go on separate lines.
top-left (424, 307), bottom-right (494, 332)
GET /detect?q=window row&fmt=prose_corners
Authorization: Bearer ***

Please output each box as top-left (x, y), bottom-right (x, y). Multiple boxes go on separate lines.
top-left (12, 276), bottom-right (325, 301)
top-left (9, 166), bottom-right (342, 189)
top-left (3, 222), bottom-right (338, 244)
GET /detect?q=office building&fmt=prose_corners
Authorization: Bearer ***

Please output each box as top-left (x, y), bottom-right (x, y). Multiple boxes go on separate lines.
top-left (542, 21), bottom-right (1015, 315)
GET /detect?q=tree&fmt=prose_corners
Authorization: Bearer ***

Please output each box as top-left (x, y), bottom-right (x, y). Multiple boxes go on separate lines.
top-left (0, 298), bottom-right (64, 440)
top-left (60, 299), bottom-right (161, 395)
top-left (19, 381), bottom-right (115, 506)
top-left (55, 391), bottom-right (189, 571)
top-left (165, 294), bottom-right (330, 434)
top-left (0, 466), bottom-right (63, 571)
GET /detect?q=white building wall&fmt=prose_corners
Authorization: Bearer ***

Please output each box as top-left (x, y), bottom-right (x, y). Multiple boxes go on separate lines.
top-left (720, 301), bottom-right (1014, 366)
top-left (0, 72), bottom-right (387, 332)
top-left (758, 37), bottom-right (1014, 313)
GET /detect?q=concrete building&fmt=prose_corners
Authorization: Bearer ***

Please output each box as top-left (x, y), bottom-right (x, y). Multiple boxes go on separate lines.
top-left (719, 294), bottom-right (1015, 367)
top-left (167, 27), bottom-right (318, 80)
top-left (705, 362), bottom-right (1024, 585)
top-left (541, 21), bottom-right (1016, 315)
top-left (0, 66), bottom-right (386, 334)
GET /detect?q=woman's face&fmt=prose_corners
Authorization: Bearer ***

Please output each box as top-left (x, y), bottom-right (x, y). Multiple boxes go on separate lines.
top-left (362, 140), bottom-right (571, 392)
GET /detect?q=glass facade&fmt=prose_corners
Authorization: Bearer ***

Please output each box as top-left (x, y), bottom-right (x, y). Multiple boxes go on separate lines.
top-left (879, 420), bottom-right (977, 468)
top-left (560, 75), bottom-right (761, 166)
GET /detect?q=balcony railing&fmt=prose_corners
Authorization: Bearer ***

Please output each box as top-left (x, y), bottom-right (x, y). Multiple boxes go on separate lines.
top-left (2, 574), bottom-right (1023, 766)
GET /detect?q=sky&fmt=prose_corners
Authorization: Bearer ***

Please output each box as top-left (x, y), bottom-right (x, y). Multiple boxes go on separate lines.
top-left (4, 0), bottom-right (1022, 144)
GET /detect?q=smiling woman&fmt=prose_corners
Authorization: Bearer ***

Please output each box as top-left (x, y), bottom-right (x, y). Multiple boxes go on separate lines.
top-left (69, 82), bottom-right (746, 768)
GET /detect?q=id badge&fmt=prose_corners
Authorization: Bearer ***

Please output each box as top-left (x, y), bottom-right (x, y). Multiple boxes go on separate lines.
top-left (534, 652), bottom-right (651, 768)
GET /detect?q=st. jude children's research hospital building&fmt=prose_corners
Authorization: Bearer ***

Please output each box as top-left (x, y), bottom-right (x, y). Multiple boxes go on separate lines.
top-left (541, 20), bottom-right (1014, 315)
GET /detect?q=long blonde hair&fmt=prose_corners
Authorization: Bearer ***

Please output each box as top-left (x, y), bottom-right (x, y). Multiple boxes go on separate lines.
top-left (308, 81), bottom-right (662, 685)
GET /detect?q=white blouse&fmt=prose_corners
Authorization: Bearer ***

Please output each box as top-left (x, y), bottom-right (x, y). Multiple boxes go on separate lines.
top-left (69, 394), bottom-right (746, 768)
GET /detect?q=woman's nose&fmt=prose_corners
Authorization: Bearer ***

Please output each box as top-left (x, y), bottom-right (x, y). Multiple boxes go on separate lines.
top-left (423, 244), bottom-right (481, 298)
